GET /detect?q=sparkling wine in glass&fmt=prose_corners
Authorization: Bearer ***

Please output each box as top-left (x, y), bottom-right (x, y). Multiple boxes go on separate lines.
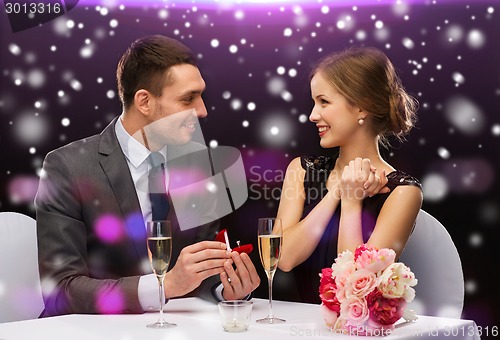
top-left (146, 220), bottom-right (176, 328)
top-left (256, 217), bottom-right (285, 324)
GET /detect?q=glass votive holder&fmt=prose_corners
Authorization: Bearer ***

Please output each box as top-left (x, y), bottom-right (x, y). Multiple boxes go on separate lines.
top-left (218, 300), bottom-right (253, 332)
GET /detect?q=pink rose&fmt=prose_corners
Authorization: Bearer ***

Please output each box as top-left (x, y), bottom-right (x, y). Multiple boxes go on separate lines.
top-left (345, 269), bottom-right (377, 299)
top-left (367, 289), bottom-right (406, 325)
top-left (340, 296), bottom-right (369, 326)
top-left (355, 246), bottom-right (396, 274)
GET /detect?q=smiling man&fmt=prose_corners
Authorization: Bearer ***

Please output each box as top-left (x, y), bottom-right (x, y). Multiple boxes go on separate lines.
top-left (35, 35), bottom-right (260, 317)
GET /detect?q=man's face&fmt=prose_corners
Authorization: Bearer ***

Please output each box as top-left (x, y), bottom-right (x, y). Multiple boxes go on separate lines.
top-left (145, 63), bottom-right (207, 149)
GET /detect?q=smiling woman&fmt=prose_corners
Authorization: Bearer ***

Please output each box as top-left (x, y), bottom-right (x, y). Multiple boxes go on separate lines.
top-left (276, 47), bottom-right (423, 305)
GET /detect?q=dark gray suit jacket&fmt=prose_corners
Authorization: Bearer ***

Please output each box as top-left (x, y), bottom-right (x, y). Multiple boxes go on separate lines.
top-left (35, 117), bottom-right (219, 317)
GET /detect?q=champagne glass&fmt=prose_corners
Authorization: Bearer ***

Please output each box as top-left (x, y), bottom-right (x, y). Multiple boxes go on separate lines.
top-left (146, 220), bottom-right (176, 328)
top-left (256, 217), bottom-right (285, 324)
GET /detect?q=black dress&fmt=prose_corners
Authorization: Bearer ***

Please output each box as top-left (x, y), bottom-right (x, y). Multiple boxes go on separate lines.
top-left (292, 155), bottom-right (422, 304)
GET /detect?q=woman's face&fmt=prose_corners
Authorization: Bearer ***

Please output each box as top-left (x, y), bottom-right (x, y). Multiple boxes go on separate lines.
top-left (309, 71), bottom-right (361, 148)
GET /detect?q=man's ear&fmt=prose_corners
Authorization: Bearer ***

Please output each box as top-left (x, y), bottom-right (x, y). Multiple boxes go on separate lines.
top-left (134, 89), bottom-right (152, 117)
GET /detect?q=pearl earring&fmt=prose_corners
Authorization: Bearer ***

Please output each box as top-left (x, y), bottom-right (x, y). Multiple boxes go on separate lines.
top-left (358, 118), bottom-right (364, 126)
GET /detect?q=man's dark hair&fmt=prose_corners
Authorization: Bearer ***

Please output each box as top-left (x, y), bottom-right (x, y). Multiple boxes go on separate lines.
top-left (116, 35), bottom-right (197, 109)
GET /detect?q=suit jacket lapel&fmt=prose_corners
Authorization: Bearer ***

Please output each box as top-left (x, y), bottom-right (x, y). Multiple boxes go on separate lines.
top-left (97, 117), bottom-right (147, 260)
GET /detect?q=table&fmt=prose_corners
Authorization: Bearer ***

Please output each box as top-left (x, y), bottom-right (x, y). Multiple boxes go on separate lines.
top-left (0, 298), bottom-right (480, 340)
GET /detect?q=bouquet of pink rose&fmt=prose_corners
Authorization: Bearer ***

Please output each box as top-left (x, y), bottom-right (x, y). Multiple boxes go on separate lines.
top-left (319, 244), bottom-right (417, 336)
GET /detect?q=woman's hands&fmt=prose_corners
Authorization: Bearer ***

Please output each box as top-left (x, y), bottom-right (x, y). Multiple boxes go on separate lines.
top-left (339, 158), bottom-right (390, 203)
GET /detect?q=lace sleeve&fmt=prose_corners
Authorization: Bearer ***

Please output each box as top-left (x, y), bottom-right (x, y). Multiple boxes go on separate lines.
top-left (386, 171), bottom-right (422, 190)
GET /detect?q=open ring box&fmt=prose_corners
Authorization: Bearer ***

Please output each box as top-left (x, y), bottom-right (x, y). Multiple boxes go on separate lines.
top-left (216, 229), bottom-right (253, 254)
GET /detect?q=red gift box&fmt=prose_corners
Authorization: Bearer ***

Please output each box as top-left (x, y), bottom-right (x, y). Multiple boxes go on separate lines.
top-left (216, 229), bottom-right (253, 254)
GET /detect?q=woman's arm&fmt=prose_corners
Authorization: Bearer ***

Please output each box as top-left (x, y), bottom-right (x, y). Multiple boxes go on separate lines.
top-left (277, 157), bottom-right (341, 272)
top-left (366, 185), bottom-right (423, 258)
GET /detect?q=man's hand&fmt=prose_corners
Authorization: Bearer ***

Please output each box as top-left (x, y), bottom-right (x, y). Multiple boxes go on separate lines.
top-left (220, 252), bottom-right (260, 300)
top-left (164, 241), bottom-right (230, 298)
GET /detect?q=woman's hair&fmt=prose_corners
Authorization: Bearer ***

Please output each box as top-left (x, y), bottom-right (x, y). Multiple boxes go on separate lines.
top-left (116, 35), bottom-right (197, 110)
top-left (311, 47), bottom-right (418, 146)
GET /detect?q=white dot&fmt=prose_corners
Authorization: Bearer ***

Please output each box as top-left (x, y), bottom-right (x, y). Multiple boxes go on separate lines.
top-left (66, 20), bottom-right (75, 29)
top-left (437, 147), bottom-right (450, 159)
top-left (106, 90), bottom-right (115, 99)
top-left (288, 69), bottom-right (297, 77)
top-left (247, 102), bottom-right (256, 111)
top-left (452, 72), bottom-right (465, 84)
top-left (27, 69), bottom-right (46, 88)
top-left (50, 45), bottom-right (57, 52)
top-left (281, 91), bottom-right (293, 102)
top-left (58, 90), bottom-right (65, 97)
top-left (375, 20), bottom-right (384, 29)
top-left (487, 7), bottom-right (494, 14)
top-left (100, 7), bottom-right (108, 16)
top-left (402, 37), bottom-right (415, 49)
top-left (242, 120), bottom-right (249, 127)
top-left (299, 114), bottom-right (308, 123)
top-left (61, 118), bottom-right (70, 127)
top-left (159, 9), bottom-right (169, 19)
top-left (209, 140), bottom-right (218, 148)
top-left (467, 29), bottom-right (486, 49)
top-left (97, 77), bottom-right (103, 83)
top-left (235, 10), bottom-right (244, 20)
top-left (211, 39), bottom-right (219, 48)
top-left (422, 173), bottom-right (449, 202)
top-left (29, 147), bottom-right (36, 154)
top-left (270, 126), bottom-right (279, 135)
top-left (321, 5), bottom-right (329, 14)
top-left (109, 19), bottom-right (118, 28)
top-left (230, 99), bottom-right (242, 110)
top-left (70, 79), bottom-right (82, 91)
top-left (284, 28), bottom-right (293, 37)
top-left (9, 44), bottom-right (21, 55)
top-left (277, 66), bottom-right (286, 75)
top-left (206, 182), bottom-right (218, 193)
top-left (34, 101), bottom-right (41, 108)
top-left (337, 20), bottom-right (346, 29)
top-left (229, 45), bottom-right (238, 53)
top-left (469, 233), bottom-right (482, 247)
top-left (465, 280), bottom-right (477, 294)
top-left (267, 77), bottom-right (286, 96)
top-left (80, 44), bottom-right (94, 58)
top-left (222, 91), bottom-right (231, 100)
top-left (355, 30), bottom-right (367, 41)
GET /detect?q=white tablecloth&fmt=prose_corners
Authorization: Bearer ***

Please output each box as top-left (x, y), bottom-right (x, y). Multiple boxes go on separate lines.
top-left (0, 298), bottom-right (480, 340)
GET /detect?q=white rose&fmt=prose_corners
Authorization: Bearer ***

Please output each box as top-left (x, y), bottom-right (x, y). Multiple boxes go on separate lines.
top-left (378, 263), bottom-right (417, 301)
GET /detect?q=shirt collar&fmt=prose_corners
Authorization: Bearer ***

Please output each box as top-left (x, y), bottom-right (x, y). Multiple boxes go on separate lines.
top-left (115, 116), bottom-right (167, 168)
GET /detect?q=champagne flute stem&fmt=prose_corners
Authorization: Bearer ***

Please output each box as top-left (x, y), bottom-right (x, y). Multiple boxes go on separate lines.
top-left (267, 274), bottom-right (274, 319)
top-left (157, 275), bottom-right (165, 322)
